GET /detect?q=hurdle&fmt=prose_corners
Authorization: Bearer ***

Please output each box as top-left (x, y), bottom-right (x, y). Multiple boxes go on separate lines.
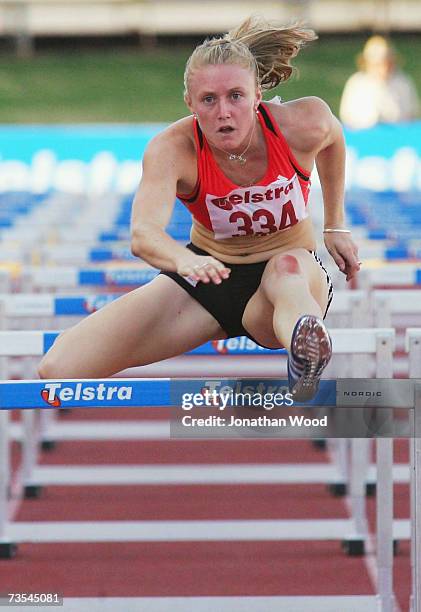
top-left (372, 289), bottom-right (421, 327)
top-left (14, 269), bottom-right (158, 449)
top-left (324, 290), bottom-right (371, 494)
top-left (358, 263), bottom-right (421, 291)
top-left (20, 265), bottom-right (158, 293)
top-left (325, 289), bottom-right (369, 335)
top-left (0, 192), bottom-right (134, 263)
top-left (0, 270), bottom-right (12, 293)
top-left (0, 294), bottom-right (125, 500)
top-left (365, 291), bottom-right (421, 499)
top-left (0, 290), bottom-right (368, 430)
top-left (39, 244), bottom-right (137, 265)
top-left (0, 331), bottom-right (397, 567)
top-left (0, 371), bottom-right (406, 611)
top-left (405, 329), bottom-right (421, 612)
top-left (37, 228), bottom-right (191, 265)
top-left (0, 191), bottom-right (179, 266)
top-left (0, 291), bottom-right (370, 508)
top-left (0, 293), bottom-right (125, 319)
top-left (11, 263), bottom-right (162, 398)
top-left (0, 325), bottom-right (394, 485)
top-left (0, 271), bottom-right (398, 494)
top-left (333, 289), bottom-right (421, 501)
top-left (351, 285), bottom-right (421, 503)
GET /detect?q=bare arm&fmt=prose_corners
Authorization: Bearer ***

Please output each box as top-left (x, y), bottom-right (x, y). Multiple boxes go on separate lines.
top-left (314, 100), bottom-right (360, 281)
top-left (131, 132), bottom-right (188, 270)
top-left (316, 111), bottom-right (347, 229)
top-left (130, 130), bottom-right (230, 284)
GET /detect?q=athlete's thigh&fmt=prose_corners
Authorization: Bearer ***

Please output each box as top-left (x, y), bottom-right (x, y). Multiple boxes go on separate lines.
top-left (242, 248), bottom-right (329, 348)
top-left (40, 275), bottom-right (226, 378)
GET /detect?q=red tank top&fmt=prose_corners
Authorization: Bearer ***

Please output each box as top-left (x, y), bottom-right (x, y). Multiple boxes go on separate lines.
top-left (177, 102), bottom-right (311, 241)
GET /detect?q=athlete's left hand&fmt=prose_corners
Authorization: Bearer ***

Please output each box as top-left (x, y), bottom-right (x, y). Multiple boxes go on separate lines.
top-left (324, 231), bottom-right (360, 281)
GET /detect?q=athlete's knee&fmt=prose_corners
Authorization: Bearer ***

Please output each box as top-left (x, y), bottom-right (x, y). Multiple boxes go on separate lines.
top-left (273, 253), bottom-right (302, 278)
top-left (260, 253), bottom-right (305, 302)
top-left (38, 351), bottom-right (62, 380)
top-left (38, 353), bottom-right (57, 379)
top-left (37, 333), bottom-right (68, 379)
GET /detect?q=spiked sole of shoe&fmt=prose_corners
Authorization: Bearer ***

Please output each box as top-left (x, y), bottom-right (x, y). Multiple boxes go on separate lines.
top-left (290, 317), bottom-right (332, 402)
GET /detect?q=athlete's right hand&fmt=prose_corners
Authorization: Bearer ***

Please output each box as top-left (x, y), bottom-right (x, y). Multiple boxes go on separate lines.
top-left (176, 254), bottom-right (231, 285)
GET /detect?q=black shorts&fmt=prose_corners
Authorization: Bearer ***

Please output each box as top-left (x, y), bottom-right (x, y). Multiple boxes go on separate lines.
top-left (160, 243), bottom-right (333, 342)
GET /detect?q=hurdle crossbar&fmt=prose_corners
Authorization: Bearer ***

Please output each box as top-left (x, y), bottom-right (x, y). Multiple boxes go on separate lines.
top-left (0, 376), bottom-right (412, 411)
top-left (0, 328), bottom-right (395, 357)
top-left (0, 290), bottom-right (369, 319)
top-left (23, 266), bottom-right (158, 289)
top-left (359, 264), bottom-right (421, 289)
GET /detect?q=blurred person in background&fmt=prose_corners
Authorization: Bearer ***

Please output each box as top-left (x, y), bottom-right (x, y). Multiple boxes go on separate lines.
top-left (340, 35), bottom-right (419, 129)
top-left (40, 16), bottom-right (360, 402)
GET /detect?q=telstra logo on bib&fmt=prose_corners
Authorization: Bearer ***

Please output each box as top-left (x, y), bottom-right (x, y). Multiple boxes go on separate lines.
top-left (41, 382), bottom-right (133, 407)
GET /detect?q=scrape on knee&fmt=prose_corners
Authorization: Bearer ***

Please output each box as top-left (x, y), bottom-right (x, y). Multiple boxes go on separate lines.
top-left (274, 254), bottom-right (301, 276)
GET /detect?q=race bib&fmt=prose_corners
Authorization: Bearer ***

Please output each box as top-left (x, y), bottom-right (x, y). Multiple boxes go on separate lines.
top-left (205, 174), bottom-right (308, 240)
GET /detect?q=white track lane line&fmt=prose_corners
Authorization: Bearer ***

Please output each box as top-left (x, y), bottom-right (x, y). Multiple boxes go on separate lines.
top-left (8, 518), bottom-right (410, 543)
top-left (30, 595), bottom-right (380, 612)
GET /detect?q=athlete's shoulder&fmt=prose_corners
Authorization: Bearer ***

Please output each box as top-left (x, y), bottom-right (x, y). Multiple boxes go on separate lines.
top-left (270, 96), bottom-right (333, 124)
top-left (143, 115), bottom-right (196, 163)
top-left (268, 96), bottom-right (339, 152)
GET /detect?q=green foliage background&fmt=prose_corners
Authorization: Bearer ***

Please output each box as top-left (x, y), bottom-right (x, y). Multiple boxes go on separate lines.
top-left (1, 35), bottom-right (419, 123)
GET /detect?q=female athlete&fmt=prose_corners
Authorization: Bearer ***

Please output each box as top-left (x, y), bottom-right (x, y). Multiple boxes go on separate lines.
top-left (39, 16), bottom-right (360, 401)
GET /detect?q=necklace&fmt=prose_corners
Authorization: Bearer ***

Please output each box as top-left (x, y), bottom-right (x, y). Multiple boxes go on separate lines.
top-left (215, 119), bottom-right (257, 165)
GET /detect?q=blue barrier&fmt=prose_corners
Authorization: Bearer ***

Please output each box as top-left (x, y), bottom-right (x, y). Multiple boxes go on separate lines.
top-left (89, 248), bottom-right (136, 262)
top-left (54, 295), bottom-right (122, 315)
top-left (42, 330), bottom-right (287, 356)
top-left (0, 378), bottom-right (335, 409)
top-left (78, 268), bottom-right (158, 286)
top-left (0, 379), bottom-right (171, 409)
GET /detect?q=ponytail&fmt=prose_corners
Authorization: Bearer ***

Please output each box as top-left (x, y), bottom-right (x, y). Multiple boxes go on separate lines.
top-left (227, 16), bottom-right (317, 90)
top-left (184, 14), bottom-right (317, 95)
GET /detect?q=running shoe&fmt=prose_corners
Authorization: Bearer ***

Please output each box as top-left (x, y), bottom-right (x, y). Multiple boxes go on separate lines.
top-left (287, 315), bottom-right (332, 402)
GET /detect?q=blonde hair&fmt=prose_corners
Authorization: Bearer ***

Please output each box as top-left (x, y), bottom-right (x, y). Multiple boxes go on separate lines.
top-left (184, 15), bottom-right (317, 95)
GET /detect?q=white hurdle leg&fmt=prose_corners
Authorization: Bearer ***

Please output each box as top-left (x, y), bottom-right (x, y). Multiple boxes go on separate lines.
top-left (349, 438), bottom-right (369, 538)
top-left (39, 406), bottom-right (55, 448)
top-left (0, 405), bottom-right (8, 541)
top-left (406, 331), bottom-right (421, 612)
top-left (328, 436), bottom-right (349, 496)
top-left (376, 437), bottom-right (395, 612)
top-left (348, 350), bottom-right (373, 542)
top-left (337, 438), bottom-right (349, 490)
top-left (0, 300), bottom-right (11, 551)
top-left (37, 316), bottom-right (57, 449)
top-left (410, 433), bottom-right (416, 612)
top-left (412, 384), bottom-right (421, 612)
top-left (375, 333), bottom-right (396, 611)
top-left (21, 409), bottom-right (41, 498)
top-left (0, 354), bottom-right (15, 557)
top-left (20, 356), bottom-right (42, 497)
